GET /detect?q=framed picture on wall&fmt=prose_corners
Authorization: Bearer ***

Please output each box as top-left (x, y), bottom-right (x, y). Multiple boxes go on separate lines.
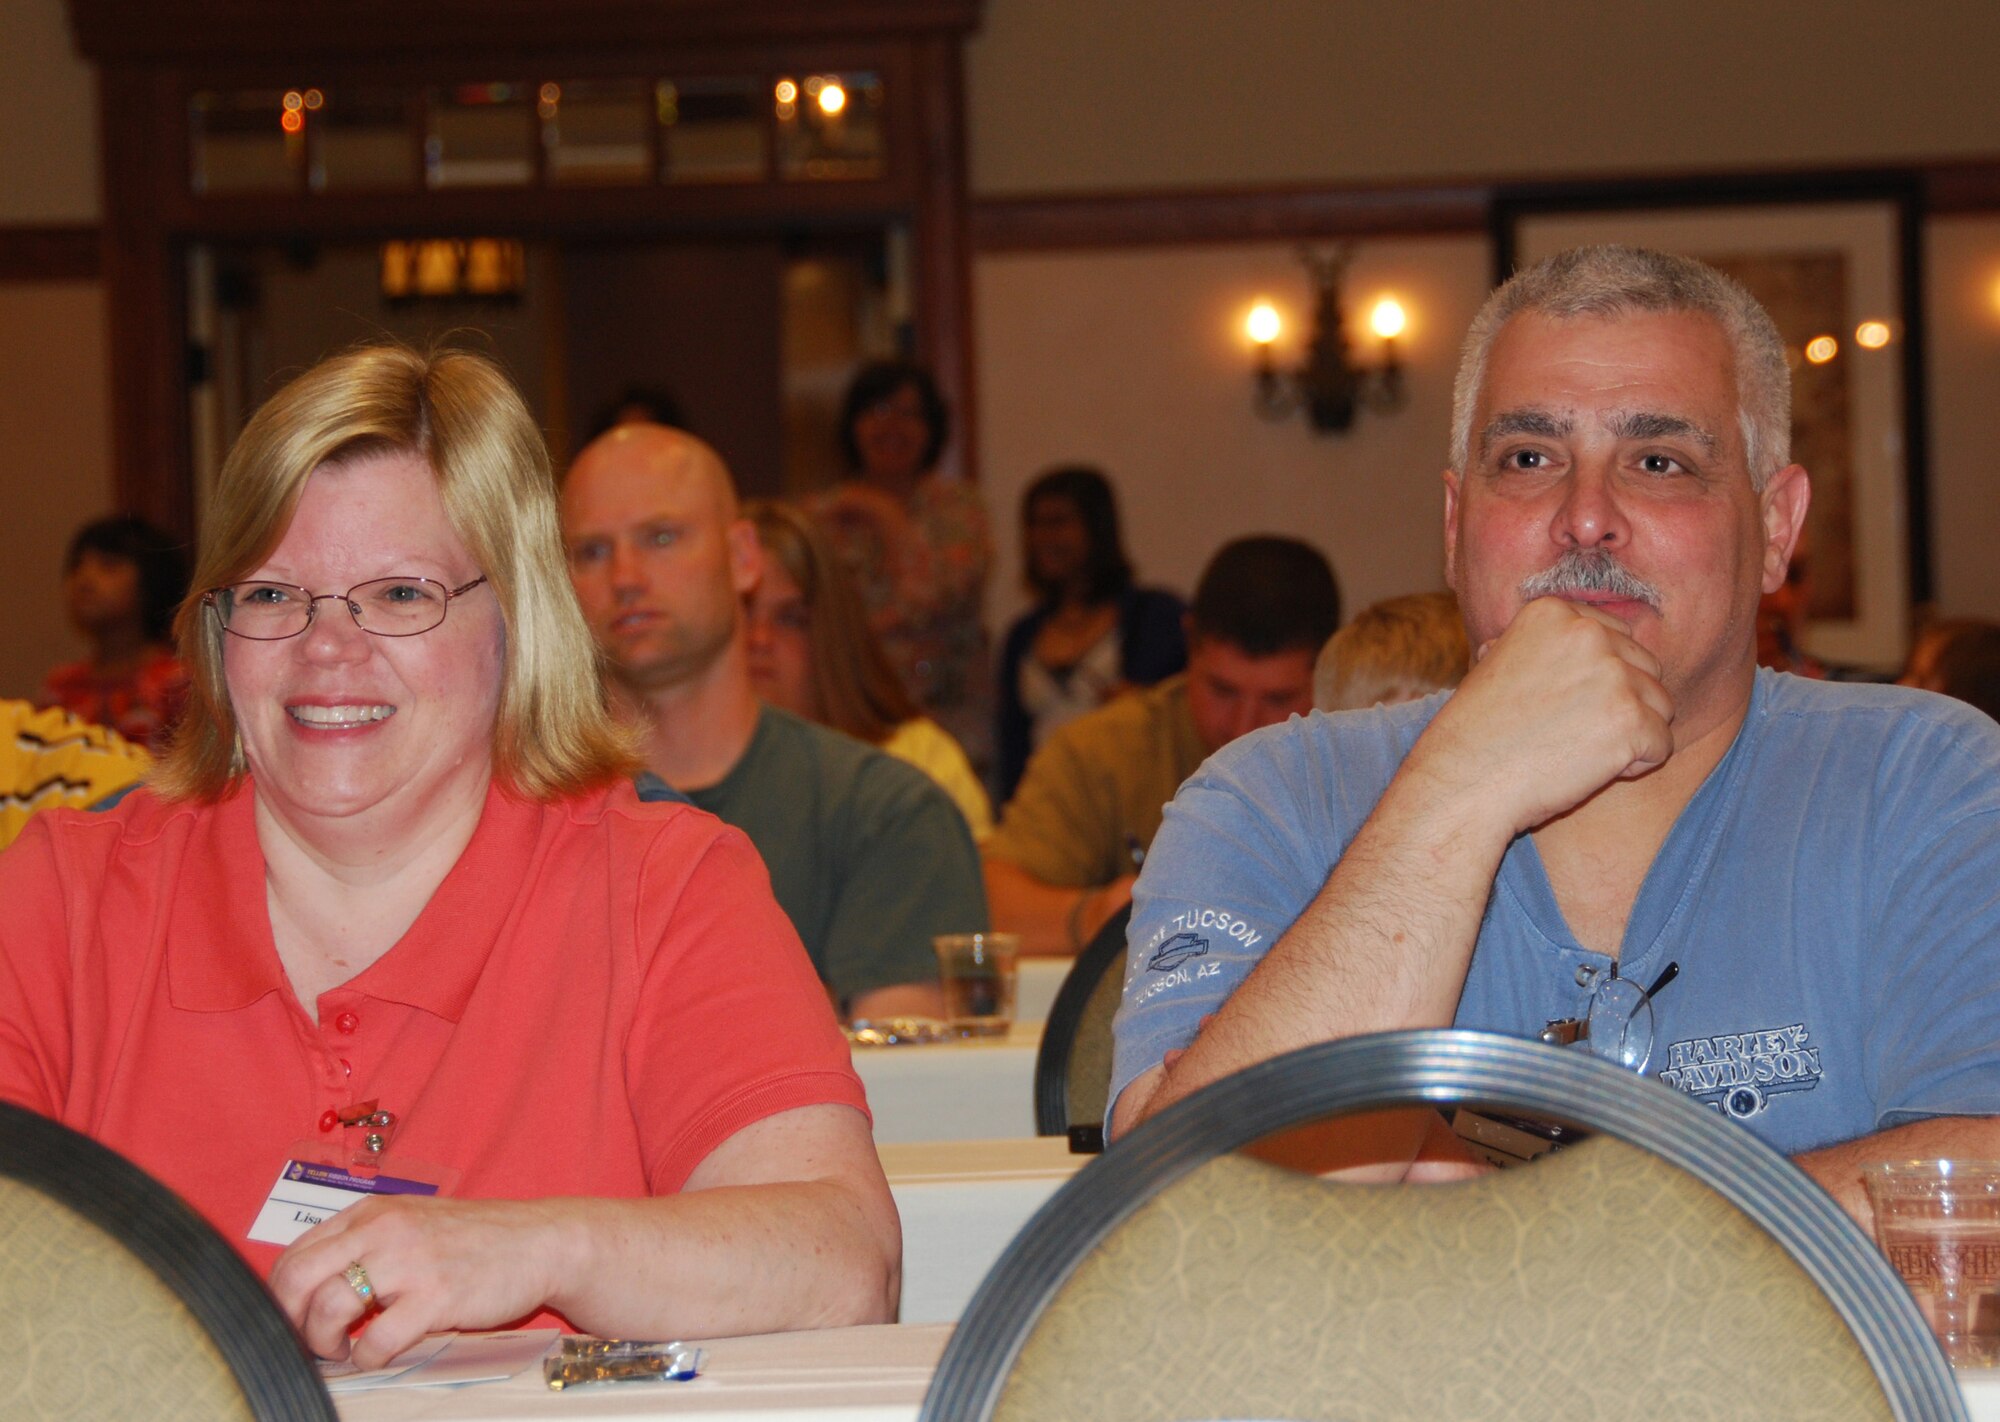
top-left (1492, 176), bottom-right (1927, 674)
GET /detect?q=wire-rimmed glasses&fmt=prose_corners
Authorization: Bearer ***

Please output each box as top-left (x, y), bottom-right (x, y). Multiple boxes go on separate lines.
top-left (1540, 960), bottom-right (1680, 1073)
top-left (202, 576), bottom-right (488, 641)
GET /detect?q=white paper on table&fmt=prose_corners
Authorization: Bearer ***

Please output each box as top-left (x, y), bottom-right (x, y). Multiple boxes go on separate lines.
top-left (319, 1333), bottom-right (452, 1390)
top-left (321, 1329), bottom-right (558, 1392)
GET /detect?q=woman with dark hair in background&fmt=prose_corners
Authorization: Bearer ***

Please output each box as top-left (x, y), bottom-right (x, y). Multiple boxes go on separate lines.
top-left (40, 515), bottom-right (191, 751)
top-left (744, 499), bottom-right (992, 836)
top-left (810, 360), bottom-right (993, 767)
top-left (994, 466), bottom-right (1186, 803)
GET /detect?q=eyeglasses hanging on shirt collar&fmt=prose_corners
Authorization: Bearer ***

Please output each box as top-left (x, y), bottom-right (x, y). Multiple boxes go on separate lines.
top-left (1540, 960), bottom-right (1680, 1073)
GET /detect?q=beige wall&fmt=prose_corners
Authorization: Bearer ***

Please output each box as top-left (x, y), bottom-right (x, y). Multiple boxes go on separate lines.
top-left (0, 0), bottom-right (98, 221)
top-left (964, 0), bottom-right (2000, 649)
top-left (975, 223), bottom-right (2000, 655)
top-left (0, 282), bottom-right (113, 698)
top-left (2, 0), bottom-right (1998, 698)
top-left (976, 238), bottom-right (1487, 633)
top-left (0, 1), bottom-right (107, 698)
top-left (967, 0), bottom-right (2000, 196)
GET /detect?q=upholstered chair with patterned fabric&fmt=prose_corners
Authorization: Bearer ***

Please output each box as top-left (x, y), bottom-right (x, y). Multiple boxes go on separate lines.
top-left (927, 1031), bottom-right (1963, 1422)
top-left (0, 1104), bottom-right (336, 1421)
top-left (1033, 904), bottom-right (1133, 1150)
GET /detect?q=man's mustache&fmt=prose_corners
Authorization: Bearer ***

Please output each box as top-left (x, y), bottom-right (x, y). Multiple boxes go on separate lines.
top-left (1519, 551), bottom-right (1664, 613)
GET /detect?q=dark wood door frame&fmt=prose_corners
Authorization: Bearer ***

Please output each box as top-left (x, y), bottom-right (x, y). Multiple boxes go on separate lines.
top-left (68, 0), bottom-right (984, 539)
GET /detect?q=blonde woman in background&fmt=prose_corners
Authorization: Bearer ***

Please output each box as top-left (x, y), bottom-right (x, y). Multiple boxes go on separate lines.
top-left (1313, 590), bottom-right (1471, 712)
top-left (745, 498), bottom-right (992, 838)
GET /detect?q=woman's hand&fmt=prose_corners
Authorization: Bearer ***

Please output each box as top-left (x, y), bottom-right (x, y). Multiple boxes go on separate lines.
top-left (268, 1195), bottom-right (575, 1369)
top-left (270, 1107), bottom-right (896, 1357)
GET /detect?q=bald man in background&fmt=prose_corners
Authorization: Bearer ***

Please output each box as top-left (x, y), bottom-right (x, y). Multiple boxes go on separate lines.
top-left (562, 425), bottom-right (986, 1021)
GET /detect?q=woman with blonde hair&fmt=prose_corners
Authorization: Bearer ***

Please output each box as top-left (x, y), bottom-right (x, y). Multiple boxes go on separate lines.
top-left (744, 498), bottom-right (991, 836)
top-left (0, 345), bottom-right (897, 1366)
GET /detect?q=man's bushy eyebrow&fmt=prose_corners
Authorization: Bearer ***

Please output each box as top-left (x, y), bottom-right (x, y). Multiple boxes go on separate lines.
top-left (1477, 409), bottom-right (1572, 457)
top-left (1609, 410), bottom-right (1719, 454)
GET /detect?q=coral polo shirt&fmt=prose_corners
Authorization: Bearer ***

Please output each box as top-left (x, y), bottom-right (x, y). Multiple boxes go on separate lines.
top-left (0, 777), bottom-right (867, 1313)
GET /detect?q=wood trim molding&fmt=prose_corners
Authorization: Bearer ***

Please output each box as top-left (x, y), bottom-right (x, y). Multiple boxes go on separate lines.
top-left (970, 182), bottom-right (1491, 252)
top-left (68, 0), bottom-right (984, 63)
top-left (971, 158), bottom-right (2000, 254)
top-left (0, 225), bottom-right (102, 282)
top-left (1926, 161), bottom-right (2000, 214)
top-left (27, 166), bottom-right (1995, 285)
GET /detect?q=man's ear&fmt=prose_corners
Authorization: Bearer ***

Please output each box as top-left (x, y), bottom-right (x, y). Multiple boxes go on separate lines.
top-left (727, 518), bottom-right (763, 595)
top-left (1759, 464), bottom-right (1812, 596)
top-left (1441, 468), bottom-right (1463, 591)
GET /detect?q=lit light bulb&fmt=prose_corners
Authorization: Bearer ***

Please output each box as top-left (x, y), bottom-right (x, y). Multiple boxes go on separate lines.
top-left (1804, 335), bottom-right (1839, 365)
top-left (1854, 320), bottom-right (1892, 349)
top-left (1369, 298), bottom-right (1407, 341)
top-left (774, 79), bottom-right (799, 105)
top-left (818, 82), bottom-right (848, 116)
top-left (1246, 302), bottom-right (1281, 345)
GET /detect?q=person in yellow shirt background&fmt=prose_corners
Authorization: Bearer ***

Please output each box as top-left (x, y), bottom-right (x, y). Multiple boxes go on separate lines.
top-left (1, 700), bottom-right (150, 850)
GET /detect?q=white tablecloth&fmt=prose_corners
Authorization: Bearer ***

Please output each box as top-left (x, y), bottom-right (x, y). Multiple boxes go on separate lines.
top-left (332, 1324), bottom-right (947, 1422)
top-left (880, 1136), bottom-right (1089, 1324)
top-left (1015, 958), bottom-right (1073, 1026)
top-left (851, 1023), bottom-right (1042, 1144)
top-left (329, 1323), bottom-right (2000, 1420)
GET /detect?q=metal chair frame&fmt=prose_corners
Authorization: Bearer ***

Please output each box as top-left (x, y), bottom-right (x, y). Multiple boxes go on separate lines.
top-left (0, 1102), bottom-right (338, 1421)
top-left (925, 1029), bottom-right (1965, 1422)
top-left (1031, 902), bottom-right (1132, 1146)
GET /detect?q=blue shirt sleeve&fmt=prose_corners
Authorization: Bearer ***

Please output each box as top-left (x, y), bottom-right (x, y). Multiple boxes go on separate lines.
top-left (1105, 704), bottom-right (1430, 1124)
top-left (1853, 701), bottom-right (2000, 1128)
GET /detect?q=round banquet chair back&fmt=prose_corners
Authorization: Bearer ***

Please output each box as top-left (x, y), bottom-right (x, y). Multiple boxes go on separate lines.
top-left (924, 1030), bottom-right (1963, 1422)
top-left (0, 1102), bottom-right (338, 1421)
top-left (1031, 903), bottom-right (1132, 1152)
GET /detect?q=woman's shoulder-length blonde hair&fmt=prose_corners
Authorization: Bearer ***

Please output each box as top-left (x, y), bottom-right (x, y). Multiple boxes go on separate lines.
top-left (155, 343), bottom-right (639, 802)
top-left (745, 498), bottom-right (919, 745)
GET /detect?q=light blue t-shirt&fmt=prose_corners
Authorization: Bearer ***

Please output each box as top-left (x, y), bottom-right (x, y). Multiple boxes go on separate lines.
top-left (1110, 670), bottom-right (2000, 1155)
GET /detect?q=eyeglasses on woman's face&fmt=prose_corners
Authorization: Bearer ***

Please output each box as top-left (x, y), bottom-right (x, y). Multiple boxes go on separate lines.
top-left (203, 576), bottom-right (488, 641)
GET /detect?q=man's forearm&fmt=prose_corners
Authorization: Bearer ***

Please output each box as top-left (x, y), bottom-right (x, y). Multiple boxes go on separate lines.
top-left (554, 1179), bottom-right (897, 1338)
top-left (1794, 1116), bottom-right (2000, 1231)
top-left (982, 856), bottom-right (1132, 956)
top-left (1121, 763), bottom-right (1512, 1133)
top-left (1119, 601), bottom-right (1681, 1137)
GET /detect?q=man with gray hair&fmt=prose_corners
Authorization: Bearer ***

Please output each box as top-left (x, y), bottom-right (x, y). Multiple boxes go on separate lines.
top-left (1110, 246), bottom-right (2000, 1220)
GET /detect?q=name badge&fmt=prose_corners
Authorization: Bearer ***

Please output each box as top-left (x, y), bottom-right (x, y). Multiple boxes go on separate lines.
top-left (248, 1158), bottom-right (441, 1247)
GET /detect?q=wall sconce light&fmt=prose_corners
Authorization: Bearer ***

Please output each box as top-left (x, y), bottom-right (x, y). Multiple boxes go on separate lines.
top-left (1248, 245), bottom-right (1407, 433)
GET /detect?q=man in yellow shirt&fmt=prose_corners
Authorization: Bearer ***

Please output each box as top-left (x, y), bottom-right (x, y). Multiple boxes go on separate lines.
top-left (983, 537), bottom-right (1339, 954)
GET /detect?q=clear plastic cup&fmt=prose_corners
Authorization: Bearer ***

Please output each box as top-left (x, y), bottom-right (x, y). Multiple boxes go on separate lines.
top-left (1863, 1159), bottom-right (2000, 1366)
top-left (932, 933), bottom-right (1018, 1039)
